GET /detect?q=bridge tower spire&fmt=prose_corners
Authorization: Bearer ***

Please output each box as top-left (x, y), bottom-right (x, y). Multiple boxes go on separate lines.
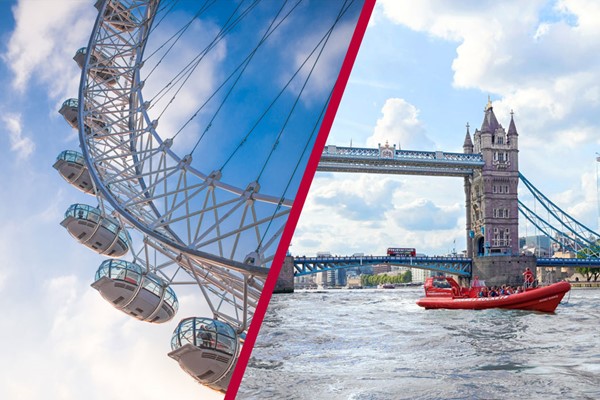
top-left (468, 101), bottom-right (520, 257)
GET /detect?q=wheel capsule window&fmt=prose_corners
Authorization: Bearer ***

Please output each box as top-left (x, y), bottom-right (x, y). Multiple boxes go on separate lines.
top-left (53, 150), bottom-right (95, 194)
top-left (73, 47), bottom-right (118, 86)
top-left (61, 203), bottom-right (131, 257)
top-left (92, 259), bottom-right (178, 323)
top-left (168, 317), bottom-right (240, 392)
top-left (59, 98), bottom-right (111, 138)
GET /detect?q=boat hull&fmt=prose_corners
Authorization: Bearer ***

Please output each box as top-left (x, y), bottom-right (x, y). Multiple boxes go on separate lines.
top-left (416, 281), bottom-right (571, 313)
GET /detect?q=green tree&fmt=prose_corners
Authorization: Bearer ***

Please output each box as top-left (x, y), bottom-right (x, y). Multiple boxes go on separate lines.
top-left (576, 267), bottom-right (600, 282)
top-left (576, 240), bottom-right (600, 282)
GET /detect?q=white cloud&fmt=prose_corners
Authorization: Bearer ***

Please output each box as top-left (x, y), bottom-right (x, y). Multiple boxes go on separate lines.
top-left (293, 173), bottom-right (466, 257)
top-left (389, 199), bottom-right (461, 231)
top-left (534, 22), bottom-right (551, 40)
top-left (288, 19), bottom-right (358, 103)
top-left (143, 16), bottom-right (226, 154)
top-left (377, 0), bottom-right (600, 133)
top-left (3, 0), bottom-right (94, 98)
top-left (367, 98), bottom-right (435, 150)
top-left (0, 151), bottom-right (223, 399)
top-left (2, 113), bottom-right (35, 159)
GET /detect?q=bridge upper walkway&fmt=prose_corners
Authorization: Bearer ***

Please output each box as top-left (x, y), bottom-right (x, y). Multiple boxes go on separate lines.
top-left (319, 145), bottom-right (484, 177)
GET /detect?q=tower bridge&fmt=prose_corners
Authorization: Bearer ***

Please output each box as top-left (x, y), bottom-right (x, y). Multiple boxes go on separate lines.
top-left (297, 99), bottom-right (600, 287)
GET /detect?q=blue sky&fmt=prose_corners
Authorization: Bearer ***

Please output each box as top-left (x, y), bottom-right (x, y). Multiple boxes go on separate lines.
top-left (3, 0), bottom-right (599, 397)
top-left (293, 0), bottom-right (600, 258)
top-left (0, 1), bottom-right (229, 397)
top-left (0, 0), bottom-right (363, 399)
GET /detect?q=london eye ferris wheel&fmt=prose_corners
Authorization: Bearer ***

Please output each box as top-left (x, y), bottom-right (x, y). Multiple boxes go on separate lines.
top-left (52, 0), bottom-right (364, 393)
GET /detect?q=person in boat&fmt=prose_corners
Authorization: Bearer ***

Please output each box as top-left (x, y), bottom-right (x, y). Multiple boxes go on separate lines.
top-left (489, 286), bottom-right (498, 297)
top-left (515, 286), bottom-right (524, 293)
top-left (523, 267), bottom-right (534, 288)
top-left (478, 286), bottom-right (489, 297)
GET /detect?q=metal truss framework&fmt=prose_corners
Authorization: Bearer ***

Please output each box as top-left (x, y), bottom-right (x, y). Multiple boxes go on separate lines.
top-left (78, 0), bottom-right (296, 330)
top-left (294, 256), bottom-right (472, 277)
top-left (318, 145), bottom-right (484, 177)
top-left (536, 257), bottom-right (600, 268)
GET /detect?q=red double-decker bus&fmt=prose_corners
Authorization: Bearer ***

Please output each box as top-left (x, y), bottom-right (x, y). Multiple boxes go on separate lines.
top-left (387, 247), bottom-right (416, 257)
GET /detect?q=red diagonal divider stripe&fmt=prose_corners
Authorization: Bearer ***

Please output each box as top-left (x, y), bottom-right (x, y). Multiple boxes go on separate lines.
top-left (225, 1), bottom-right (377, 398)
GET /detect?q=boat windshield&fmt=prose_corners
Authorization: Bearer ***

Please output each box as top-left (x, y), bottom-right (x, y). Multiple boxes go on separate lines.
top-left (432, 279), bottom-right (452, 289)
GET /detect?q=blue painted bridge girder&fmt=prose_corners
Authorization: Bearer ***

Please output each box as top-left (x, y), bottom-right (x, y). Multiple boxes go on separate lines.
top-left (293, 256), bottom-right (600, 280)
top-left (536, 258), bottom-right (600, 268)
top-left (293, 255), bottom-right (472, 277)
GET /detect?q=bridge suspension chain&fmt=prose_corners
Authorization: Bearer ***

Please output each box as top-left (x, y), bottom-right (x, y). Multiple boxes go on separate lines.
top-left (518, 173), bottom-right (600, 257)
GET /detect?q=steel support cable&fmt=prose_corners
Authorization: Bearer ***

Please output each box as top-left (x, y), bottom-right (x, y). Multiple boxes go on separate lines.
top-left (170, 0), bottom-right (301, 146)
top-left (125, 0), bottom-right (262, 247)
top-left (219, 1), bottom-right (350, 172)
top-left (150, 0), bottom-right (261, 122)
top-left (520, 173), bottom-right (600, 243)
top-left (88, 5), bottom-right (269, 276)
top-left (146, 11), bottom-right (239, 115)
top-left (252, 0), bottom-right (356, 251)
top-left (143, 0), bottom-right (215, 79)
top-left (148, 0), bottom-right (182, 36)
top-left (522, 173), bottom-right (584, 244)
top-left (527, 181), bottom-right (596, 246)
top-left (256, 86), bottom-right (333, 252)
top-left (254, 0), bottom-right (353, 184)
top-left (518, 200), bottom-right (579, 252)
top-left (519, 200), bottom-right (599, 257)
top-left (189, 0), bottom-right (293, 155)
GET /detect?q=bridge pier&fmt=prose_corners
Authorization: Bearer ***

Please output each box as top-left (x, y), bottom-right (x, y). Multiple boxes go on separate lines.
top-left (472, 255), bottom-right (536, 287)
top-left (273, 255), bottom-right (295, 294)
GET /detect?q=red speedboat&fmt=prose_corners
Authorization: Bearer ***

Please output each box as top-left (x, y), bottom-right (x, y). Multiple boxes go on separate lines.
top-left (416, 276), bottom-right (571, 313)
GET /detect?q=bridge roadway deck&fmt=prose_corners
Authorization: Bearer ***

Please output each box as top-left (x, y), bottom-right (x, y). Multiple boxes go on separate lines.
top-left (536, 257), bottom-right (600, 267)
top-left (293, 255), bottom-right (472, 277)
top-left (293, 256), bottom-right (600, 279)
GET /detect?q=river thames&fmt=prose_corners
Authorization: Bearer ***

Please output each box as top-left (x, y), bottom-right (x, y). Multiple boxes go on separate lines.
top-left (238, 287), bottom-right (599, 399)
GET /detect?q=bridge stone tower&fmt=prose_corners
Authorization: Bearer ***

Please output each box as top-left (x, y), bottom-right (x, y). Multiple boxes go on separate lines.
top-left (464, 99), bottom-right (536, 285)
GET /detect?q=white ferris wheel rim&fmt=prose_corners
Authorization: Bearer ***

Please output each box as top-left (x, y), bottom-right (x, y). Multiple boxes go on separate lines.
top-left (77, 0), bottom-right (295, 277)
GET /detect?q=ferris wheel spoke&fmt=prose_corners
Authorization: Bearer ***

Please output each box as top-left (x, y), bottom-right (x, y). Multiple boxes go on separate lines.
top-left (194, 207), bottom-right (289, 251)
top-left (53, 0), bottom-right (367, 390)
top-left (258, 222), bottom-right (286, 256)
top-left (190, 198), bottom-right (252, 248)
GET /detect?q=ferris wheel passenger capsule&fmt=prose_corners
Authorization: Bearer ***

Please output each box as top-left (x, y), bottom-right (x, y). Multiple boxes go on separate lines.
top-left (92, 259), bottom-right (178, 323)
top-left (58, 98), bottom-right (80, 129)
top-left (168, 317), bottom-right (240, 393)
top-left (60, 203), bottom-right (131, 257)
top-left (73, 47), bottom-right (118, 86)
top-left (59, 98), bottom-right (111, 137)
top-left (53, 150), bottom-right (95, 194)
top-left (94, 0), bottom-right (137, 32)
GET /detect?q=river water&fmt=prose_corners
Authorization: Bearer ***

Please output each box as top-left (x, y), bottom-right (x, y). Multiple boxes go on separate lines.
top-left (238, 287), bottom-right (600, 399)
